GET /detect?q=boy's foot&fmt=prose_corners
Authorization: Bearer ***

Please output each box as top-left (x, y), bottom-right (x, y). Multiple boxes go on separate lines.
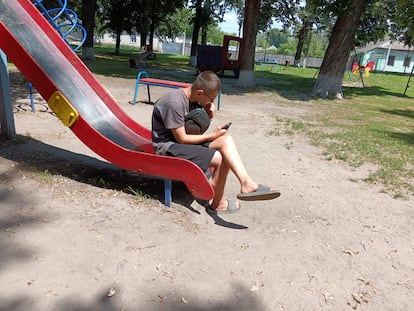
top-left (206, 199), bottom-right (240, 214)
top-left (237, 184), bottom-right (281, 201)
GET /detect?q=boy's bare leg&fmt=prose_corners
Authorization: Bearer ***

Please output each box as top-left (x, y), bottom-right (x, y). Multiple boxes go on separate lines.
top-left (210, 161), bottom-right (231, 210)
top-left (209, 151), bottom-right (233, 210)
top-left (210, 134), bottom-right (259, 194)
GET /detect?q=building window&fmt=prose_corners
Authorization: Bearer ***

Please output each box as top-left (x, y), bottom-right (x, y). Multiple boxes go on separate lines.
top-left (403, 57), bottom-right (411, 67)
top-left (387, 56), bottom-right (395, 66)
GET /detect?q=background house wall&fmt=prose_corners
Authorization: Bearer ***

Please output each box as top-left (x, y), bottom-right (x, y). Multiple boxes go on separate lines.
top-left (356, 40), bottom-right (414, 74)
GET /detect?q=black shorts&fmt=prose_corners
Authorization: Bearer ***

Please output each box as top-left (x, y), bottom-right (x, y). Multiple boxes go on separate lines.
top-left (166, 143), bottom-right (216, 172)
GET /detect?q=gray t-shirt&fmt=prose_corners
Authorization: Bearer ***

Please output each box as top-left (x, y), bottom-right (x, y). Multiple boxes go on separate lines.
top-left (152, 88), bottom-right (190, 154)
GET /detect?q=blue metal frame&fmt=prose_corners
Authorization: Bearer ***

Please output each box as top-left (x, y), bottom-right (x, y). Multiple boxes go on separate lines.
top-left (28, 0), bottom-right (87, 111)
top-left (32, 0), bottom-right (86, 51)
top-left (164, 179), bottom-right (172, 207)
top-left (133, 70), bottom-right (221, 110)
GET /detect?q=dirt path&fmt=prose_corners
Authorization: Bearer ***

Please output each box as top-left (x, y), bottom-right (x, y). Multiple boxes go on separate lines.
top-left (1, 72), bottom-right (413, 311)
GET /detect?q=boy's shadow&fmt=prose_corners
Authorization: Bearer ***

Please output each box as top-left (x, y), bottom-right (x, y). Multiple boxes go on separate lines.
top-left (174, 188), bottom-right (248, 230)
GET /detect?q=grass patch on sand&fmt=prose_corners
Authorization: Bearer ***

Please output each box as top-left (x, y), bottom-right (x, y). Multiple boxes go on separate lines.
top-left (261, 67), bottom-right (414, 198)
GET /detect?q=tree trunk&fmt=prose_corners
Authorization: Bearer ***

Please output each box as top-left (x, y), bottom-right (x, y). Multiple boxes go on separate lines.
top-left (294, 19), bottom-right (312, 66)
top-left (237, 0), bottom-right (260, 88)
top-left (81, 0), bottom-right (97, 60)
top-left (149, 2), bottom-right (156, 48)
top-left (190, 0), bottom-right (203, 67)
top-left (149, 27), bottom-right (155, 48)
top-left (115, 26), bottom-right (121, 55)
top-left (82, 47), bottom-right (95, 60)
top-left (201, 26), bottom-right (207, 45)
top-left (140, 32), bottom-right (147, 48)
top-left (312, 0), bottom-right (367, 98)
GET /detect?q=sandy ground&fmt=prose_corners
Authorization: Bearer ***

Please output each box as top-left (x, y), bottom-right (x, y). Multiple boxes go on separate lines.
top-left (1, 70), bottom-right (413, 311)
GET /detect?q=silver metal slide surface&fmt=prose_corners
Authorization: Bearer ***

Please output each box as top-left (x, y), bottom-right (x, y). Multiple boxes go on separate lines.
top-left (0, 1), bottom-right (142, 150)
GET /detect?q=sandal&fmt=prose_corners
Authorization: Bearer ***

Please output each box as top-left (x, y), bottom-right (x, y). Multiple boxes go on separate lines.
top-left (206, 199), bottom-right (240, 215)
top-left (237, 184), bottom-right (281, 201)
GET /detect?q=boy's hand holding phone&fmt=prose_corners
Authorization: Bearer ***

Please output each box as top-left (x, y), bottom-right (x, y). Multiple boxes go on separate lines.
top-left (222, 122), bottom-right (232, 130)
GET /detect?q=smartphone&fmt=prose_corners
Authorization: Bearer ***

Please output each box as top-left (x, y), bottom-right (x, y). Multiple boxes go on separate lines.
top-left (222, 122), bottom-right (232, 130)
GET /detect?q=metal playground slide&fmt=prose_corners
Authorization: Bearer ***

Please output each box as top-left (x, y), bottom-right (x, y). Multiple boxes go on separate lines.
top-left (0, 0), bottom-right (214, 204)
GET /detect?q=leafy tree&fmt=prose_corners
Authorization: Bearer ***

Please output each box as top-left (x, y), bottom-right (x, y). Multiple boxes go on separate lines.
top-left (99, 0), bottom-right (134, 54)
top-left (313, 0), bottom-right (367, 98)
top-left (267, 28), bottom-right (289, 48)
top-left (277, 37), bottom-right (297, 55)
top-left (256, 31), bottom-right (269, 48)
top-left (206, 24), bottom-right (228, 45)
top-left (236, 0), bottom-right (300, 87)
top-left (188, 0), bottom-right (228, 66)
top-left (200, 0), bottom-right (226, 44)
top-left (155, 7), bottom-right (192, 41)
top-left (257, 0), bottom-right (299, 32)
top-left (390, 0), bottom-right (414, 46)
top-left (312, 0), bottom-right (390, 98)
top-left (293, 1), bottom-right (315, 65)
top-left (224, 0), bottom-right (244, 36)
top-left (256, 28), bottom-right (289, 49)
top-left (225, 0), bottom-right (298, 35)
top-left (129, 0), bottom-right (151, 48)
top-left (145, 0), bottom-right (186, 49)
top-left (307, 30), bottom-right (329, 57)
top-left (188, 0), bottom-right (297, 82)
top-left (97, 0), bottom-right (185, 54)
top-left (354, 1), bottom-right (389, 46)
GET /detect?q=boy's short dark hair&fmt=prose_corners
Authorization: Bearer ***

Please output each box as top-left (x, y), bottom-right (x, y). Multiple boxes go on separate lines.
top-left (192, 71), bottom-right (221, 94)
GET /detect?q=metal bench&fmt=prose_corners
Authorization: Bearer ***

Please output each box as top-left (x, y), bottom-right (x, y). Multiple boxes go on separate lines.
top-left (132, 70), bottom-right (221, 110)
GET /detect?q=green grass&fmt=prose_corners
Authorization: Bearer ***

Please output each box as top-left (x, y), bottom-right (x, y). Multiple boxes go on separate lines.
top-left (127, 186), bottom-right (151, 202)
top-left (258, 67), bottom-right (414, 198)
top-left (86, 44), bottom-right (414, 198)
top-left (83, 43), bottom-right (194, 81)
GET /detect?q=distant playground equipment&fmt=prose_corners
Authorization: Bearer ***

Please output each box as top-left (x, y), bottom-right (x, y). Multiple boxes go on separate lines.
top-left (345, 57), bottom-right (376, 88)
top-left (132, 70), bottom-right (190, 105)
top-left (132, 70), bottom-right (222, 109)
top-left (129, 44), bottom-right (156, 68)
top-left (351, 61), bottom-right (376, 77)
top-left (33, 0), bottom-right (87, 51)
top-left (27, 0), bottom-right (87, 112)
top-left (0, 0), bottom-right (213, 207)
top-left (197, 35), bottom-right (243, 77)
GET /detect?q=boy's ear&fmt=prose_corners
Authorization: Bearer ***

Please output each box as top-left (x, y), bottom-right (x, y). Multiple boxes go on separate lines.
top-left (196, 89), bottom-right (204, 97)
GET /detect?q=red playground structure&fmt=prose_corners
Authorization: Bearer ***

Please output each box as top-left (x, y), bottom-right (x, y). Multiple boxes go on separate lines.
top-left (351, 61), bottom-right (376, 76)
top-left (197, 35), bottom-right (243, 77)
top-left (0, 0), bottom-right (214, 206)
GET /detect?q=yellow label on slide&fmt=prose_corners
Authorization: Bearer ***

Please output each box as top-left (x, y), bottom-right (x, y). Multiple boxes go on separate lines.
top-left (48, 91), bottom-right (79, 127)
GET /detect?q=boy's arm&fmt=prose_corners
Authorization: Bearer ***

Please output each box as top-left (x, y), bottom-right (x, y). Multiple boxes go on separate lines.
top-left (171, 126), bottom-right (226, 145)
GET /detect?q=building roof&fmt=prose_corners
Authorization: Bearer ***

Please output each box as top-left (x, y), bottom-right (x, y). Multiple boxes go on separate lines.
top-left (356, 39), bottom-right (412, 53)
